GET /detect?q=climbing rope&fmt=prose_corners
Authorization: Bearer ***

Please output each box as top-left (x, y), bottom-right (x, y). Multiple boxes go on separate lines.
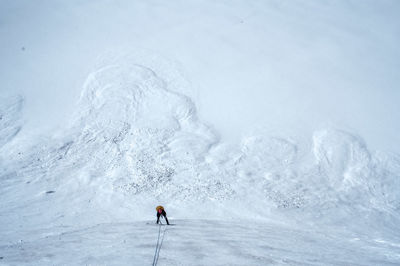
top-left (152, 224), bottom-right (162, 266)
top-left (152, 220), bottom-right (168, 266)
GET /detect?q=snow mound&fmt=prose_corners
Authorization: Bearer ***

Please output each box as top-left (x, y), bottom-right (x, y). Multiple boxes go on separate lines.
top-left (68, 63), bottom-right (222, 199)
top-left (313, 129), bottom-right (371, 189)
top-left (1, 60), bottom-right (400, 230)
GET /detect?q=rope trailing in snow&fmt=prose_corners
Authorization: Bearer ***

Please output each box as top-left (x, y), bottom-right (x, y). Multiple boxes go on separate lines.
top-left (152, 224), bottom-right (162, 266)
top-left (152, 220), bottom-right (167, 266)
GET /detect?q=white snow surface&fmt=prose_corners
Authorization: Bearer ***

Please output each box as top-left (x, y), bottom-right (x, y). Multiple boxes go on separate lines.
top-left (3, 220), bottom-right (400, 266)
top-left (1, 0), bottom-right (400, 265)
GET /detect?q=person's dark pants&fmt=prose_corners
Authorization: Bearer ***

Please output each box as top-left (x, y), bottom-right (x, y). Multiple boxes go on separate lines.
top-left (157, 210), bottom-right (169, 225)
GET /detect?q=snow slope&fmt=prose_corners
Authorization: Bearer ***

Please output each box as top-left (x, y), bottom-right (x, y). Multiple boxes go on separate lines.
top-left (1, 55), bottom-right (400, 265)
top-left (1, 0), bottom-right (400, 265)
top-left (1, 0), bottom-right (400, 152)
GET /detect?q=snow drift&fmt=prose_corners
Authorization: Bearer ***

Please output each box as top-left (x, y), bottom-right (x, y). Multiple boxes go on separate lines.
top-left (1, 58), bottom-right (399, 233)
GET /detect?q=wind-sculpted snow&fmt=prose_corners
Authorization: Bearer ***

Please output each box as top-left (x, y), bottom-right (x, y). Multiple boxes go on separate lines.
top-left (1, 61), bottom-right (400, 233)
top-left (68, 64), bottom-right (225, 201)
top-left (312, 130), bottom-right (400, 212)
top-left (313, 130), bottom-right (372, 189)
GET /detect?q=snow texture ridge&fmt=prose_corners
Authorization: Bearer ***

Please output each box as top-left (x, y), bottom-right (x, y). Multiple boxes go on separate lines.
top-left (1, 58), bottom-right (399, 231)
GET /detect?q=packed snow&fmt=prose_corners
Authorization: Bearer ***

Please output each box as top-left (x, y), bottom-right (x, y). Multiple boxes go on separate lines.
top-left (3, 220), bottom-right (400, 265)
top-left (1, 0), bottom-right (400, 265)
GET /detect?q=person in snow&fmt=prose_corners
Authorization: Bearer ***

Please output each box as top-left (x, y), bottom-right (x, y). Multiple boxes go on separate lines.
top-left (156, 205), bottom-right (170, 225)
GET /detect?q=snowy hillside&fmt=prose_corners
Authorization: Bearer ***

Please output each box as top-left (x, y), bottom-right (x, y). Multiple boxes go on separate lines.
top-left (1, 0), bottom-right (400, 265)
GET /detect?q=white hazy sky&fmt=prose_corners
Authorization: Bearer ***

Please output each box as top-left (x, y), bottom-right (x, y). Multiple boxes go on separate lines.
top-left (1, 0), bottom-right (399, 152)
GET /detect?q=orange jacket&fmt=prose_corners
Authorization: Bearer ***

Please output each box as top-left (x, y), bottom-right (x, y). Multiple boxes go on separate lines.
top-left (156, 206), bottom-right (164, 212)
